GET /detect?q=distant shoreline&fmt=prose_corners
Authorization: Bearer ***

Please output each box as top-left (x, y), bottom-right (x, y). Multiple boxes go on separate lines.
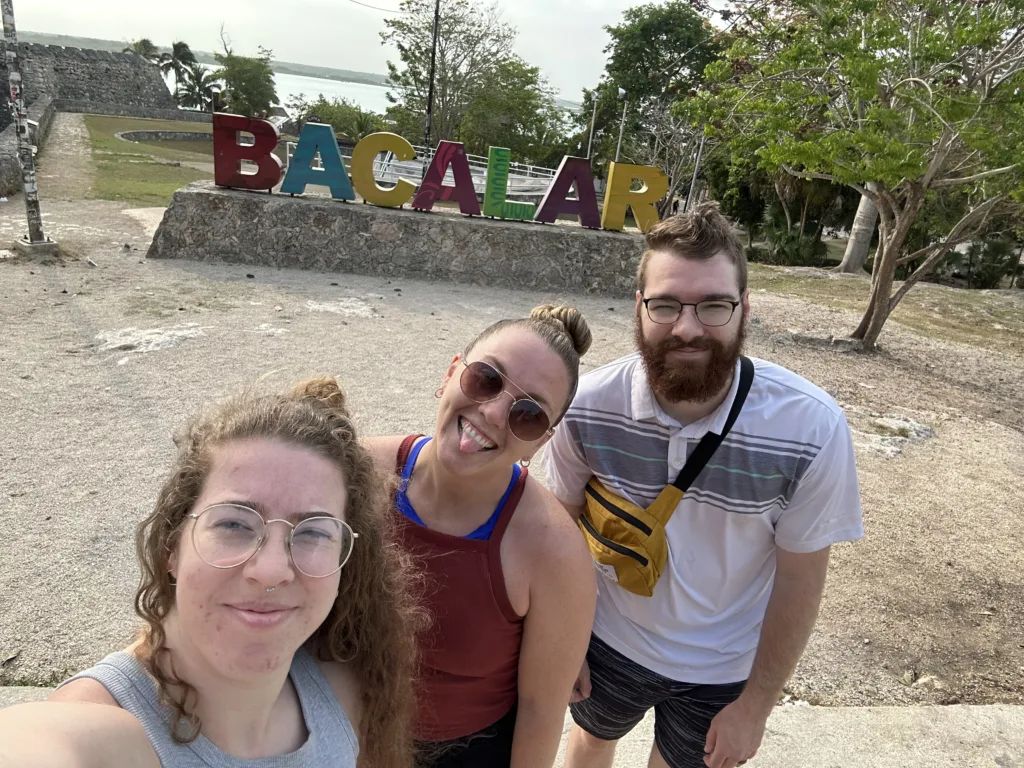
top-left (19, 30), bottom-right (391, 89)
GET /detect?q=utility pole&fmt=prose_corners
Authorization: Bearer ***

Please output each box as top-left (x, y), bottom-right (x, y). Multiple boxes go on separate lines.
top-left (614, 88), bottom-right (627, 163)
top-left (2, 0), bottom-right (56, 255)
top-left (422, 0), bottom-right (441, 179)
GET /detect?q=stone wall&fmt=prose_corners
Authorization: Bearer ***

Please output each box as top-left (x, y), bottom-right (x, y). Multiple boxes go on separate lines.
top-left (0, 97), bottom-right (56, 196)
top-left (116, 130), bottom-right (212, 143)
top-left (149, 182), bottom-right (645, 296)
top-left (0, 44), bottom-right (174, 129)
top-left (54, 101), bottom-right (213, 123)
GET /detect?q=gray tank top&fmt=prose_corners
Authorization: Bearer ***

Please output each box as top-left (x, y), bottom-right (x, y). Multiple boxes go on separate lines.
top-left (57, 647), bottom-right (358, 767)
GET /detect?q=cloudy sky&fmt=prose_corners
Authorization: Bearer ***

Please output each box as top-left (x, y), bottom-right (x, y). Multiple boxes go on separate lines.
top-left (18, 0), bottom-right (639, 100)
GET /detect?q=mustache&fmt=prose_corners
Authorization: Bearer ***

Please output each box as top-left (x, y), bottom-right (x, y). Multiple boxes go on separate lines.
top-left (655, 336), bottom-right (715, 353)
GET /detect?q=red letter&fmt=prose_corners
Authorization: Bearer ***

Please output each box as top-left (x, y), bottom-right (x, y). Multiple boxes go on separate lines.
top-left (534, 157), bottom-right (601, 229)
top-left (412, 141), bottom-right (481, 215)
top-left (213, 114), bottom-right (283, 191)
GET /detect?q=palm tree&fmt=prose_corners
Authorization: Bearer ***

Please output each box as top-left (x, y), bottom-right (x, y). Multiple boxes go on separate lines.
top-left (123, 38), bottom-right (159, 62)
top-left (159, 41), bottom-right (198, 105)
top-left (180, 63), bottom-right (221, 111)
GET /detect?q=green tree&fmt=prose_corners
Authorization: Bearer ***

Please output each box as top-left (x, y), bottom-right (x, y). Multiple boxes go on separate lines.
top-left (459, 57), bottom-right (563, 162)
top-left (159, 41), bottom-right (198, 104)
top-left (289, 95), bottom-right (384, 142)
top-left (214, 35), bottom-right (279, 118)
top-left (180, 62), bottom-right (220, 112)
top-left (690, 0), bottom-right (1024, 348)
top-left (584, 1), bottom-right (721, 210)
top-left (382, 0), bottom-right (516, 145)
top-left (123, 38), bottom-right (159, 62)
top-left (603, 0), bottom-right (719, 103)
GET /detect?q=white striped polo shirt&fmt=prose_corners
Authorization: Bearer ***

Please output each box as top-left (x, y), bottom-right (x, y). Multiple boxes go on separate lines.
top-left (540, 352), bottom-right (864, 684)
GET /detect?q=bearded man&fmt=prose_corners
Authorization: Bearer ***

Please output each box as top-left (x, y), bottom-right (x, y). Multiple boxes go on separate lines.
top-left (541, 203), bottom-right (864, 768)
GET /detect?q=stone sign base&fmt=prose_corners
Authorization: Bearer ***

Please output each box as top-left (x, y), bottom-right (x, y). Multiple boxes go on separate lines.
top-left (147, 182), bottom-right (645, 297)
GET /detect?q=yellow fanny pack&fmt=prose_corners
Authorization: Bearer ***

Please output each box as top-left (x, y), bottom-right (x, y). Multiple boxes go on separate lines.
top-left (577, 357), bottom-right (754, 597)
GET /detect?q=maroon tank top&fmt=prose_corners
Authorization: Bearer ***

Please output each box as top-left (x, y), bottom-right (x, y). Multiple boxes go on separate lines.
top-left (394, 435), bottom-right (526, 741)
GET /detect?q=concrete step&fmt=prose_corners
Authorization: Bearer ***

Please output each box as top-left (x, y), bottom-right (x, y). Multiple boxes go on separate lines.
top-left (555, 704), bottom-right (1024, 767)
top-left (2, 686), bottom-right (1021, 767)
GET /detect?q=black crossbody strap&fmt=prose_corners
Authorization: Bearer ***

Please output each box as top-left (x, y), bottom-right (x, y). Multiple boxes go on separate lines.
top-left (671, 356), bottom-right (755, 492)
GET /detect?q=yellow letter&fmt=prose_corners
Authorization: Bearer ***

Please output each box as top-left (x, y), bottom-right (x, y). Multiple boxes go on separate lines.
top-left (600, 162), bottom-right (669, 233)
top-left (350, 132), bottom-right (417, 208)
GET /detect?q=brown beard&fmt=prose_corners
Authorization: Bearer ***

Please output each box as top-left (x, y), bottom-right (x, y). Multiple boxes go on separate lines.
top-left (634, 316), bottom-right (746, 404)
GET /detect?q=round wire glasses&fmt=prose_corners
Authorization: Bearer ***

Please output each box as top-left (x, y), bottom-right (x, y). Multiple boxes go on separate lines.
top-left (187, 504), bottom-right (357, 578)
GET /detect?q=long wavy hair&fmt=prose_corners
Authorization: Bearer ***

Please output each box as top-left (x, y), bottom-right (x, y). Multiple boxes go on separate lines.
top-left (133, 377), bottom-right (423, 768)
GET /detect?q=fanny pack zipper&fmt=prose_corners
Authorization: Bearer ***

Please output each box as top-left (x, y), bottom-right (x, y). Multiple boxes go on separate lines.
top-left (579, 515), bottom-right (649, 567)
top-left (585, 484), bottom-right (653, 536)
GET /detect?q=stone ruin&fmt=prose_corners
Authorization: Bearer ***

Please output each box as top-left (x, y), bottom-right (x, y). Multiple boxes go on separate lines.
top-left (0, 43), bottom-right (208, 195)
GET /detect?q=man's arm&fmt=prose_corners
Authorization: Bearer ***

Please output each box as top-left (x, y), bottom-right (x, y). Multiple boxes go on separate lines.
top-left (703, 546), bottom-right (831, 768)
top-left (510, 509), bottom-right (597, 768)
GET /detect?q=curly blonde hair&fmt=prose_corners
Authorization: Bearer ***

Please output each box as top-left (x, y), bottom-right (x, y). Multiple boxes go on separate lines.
top-left (133, 377), bottom-right (423, 768)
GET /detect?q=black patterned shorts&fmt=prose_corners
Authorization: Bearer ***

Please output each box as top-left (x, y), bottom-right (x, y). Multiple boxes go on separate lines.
top-left (569, 634), bottom-right (746, 768)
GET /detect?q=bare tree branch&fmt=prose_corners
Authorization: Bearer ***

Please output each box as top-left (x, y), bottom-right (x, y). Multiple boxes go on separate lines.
top-left (932, 165), bottom-right (1018, 187)
top-left (887, 196), bottom-right (1004, 307)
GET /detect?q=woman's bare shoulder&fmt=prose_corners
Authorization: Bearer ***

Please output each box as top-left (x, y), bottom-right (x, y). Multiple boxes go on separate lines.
top-left (512, 477), bottom-right (591, 566)
top-left (0, 701), bottom-right (158, 768)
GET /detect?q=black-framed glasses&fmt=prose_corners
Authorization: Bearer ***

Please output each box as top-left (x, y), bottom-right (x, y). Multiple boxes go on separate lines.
top-left (642, 297), bottom-right (740, 327)
top-left (188, 504), bottom-right (357, 578)
top-left (459, 360), bottom-right (553, 442)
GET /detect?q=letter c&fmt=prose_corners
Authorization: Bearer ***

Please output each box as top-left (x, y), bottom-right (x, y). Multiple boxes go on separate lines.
top-left (350, 132), bottom-right (417, 208)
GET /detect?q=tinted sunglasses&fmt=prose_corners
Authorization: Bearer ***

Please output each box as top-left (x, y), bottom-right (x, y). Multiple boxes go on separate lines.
top-left (459, 360), bottom-right (553, 442)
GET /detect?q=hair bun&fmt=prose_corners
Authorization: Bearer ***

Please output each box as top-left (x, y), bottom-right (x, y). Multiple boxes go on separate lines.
top-left (290, 376), bottom-right (348, 412)
top-left (529, 304), bottom-right (593, 357)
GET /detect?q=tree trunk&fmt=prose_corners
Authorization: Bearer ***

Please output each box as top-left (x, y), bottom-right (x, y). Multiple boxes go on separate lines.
top-left (775, 182), bottom-right (793, 231)
top-left (851, 192), bottom-right (924, 348)
top-left (836, 191), bottom-right (878, 274)
top-left (1011, 244), bottom-right (1024, 289)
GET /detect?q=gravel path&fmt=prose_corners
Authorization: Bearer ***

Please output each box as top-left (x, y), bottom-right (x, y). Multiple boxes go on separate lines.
top-left (33, 114), bottom-right (95, 202)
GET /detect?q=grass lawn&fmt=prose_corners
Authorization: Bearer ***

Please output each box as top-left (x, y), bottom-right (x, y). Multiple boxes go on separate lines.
top-left (137, 139), bottom-right (214, 157)
top-left (84, 115), bottom-right (214, 207)
top-left (749, 263), bottom-right (1024, 352)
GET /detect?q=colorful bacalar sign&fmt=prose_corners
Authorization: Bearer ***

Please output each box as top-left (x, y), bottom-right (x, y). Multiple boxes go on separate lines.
top-left (213, 114), bottom-right (670, 233)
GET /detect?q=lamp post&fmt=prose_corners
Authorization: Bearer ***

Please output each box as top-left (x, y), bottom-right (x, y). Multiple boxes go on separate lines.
top-left (2, 0), bottom-right (55, 255)
top-left (685, 133), bottom-right (706, 212)
top-left (209, 83), bottom-right (222, 116)
top-left (422, 0), bottom-right (441, 177)
top-left (614, 87), bottom-right (627, 163)
top-left (585, 96), bottom-right (598, 160)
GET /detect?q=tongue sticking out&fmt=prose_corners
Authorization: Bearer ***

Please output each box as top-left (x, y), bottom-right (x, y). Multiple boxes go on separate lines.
top-left (459, 417), bottom-right (495, 454)
top-left (460, 430), bottom-right (487, 453)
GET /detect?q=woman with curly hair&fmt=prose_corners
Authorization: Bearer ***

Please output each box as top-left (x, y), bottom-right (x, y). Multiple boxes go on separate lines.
top-left (0, 378), bottom-right (421, 768)
top-left (366, 305), bottom-right (598, 768)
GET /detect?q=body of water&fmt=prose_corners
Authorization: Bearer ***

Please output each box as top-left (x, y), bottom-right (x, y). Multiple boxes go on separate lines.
top-left (167, 67), bottom-right (394, 116)
top-left (273, 72), bottom-right (393, 114)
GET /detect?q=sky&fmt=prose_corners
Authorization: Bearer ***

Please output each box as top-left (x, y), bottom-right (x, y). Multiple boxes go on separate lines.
top-left (18, 0), bottom-right (640, 100)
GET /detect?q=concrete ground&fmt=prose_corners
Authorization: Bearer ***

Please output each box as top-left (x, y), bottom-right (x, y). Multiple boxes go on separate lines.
top-left (2, 683), bottom-right (1021, 767)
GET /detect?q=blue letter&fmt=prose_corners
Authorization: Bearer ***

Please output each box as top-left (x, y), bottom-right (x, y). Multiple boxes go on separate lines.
top-left (281, 123), bottom-right (355, 200)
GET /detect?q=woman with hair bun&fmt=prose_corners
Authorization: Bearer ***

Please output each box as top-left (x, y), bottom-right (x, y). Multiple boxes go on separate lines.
top-left (366, 305), bottom-right (598, 768)
top-left (0, 378), bottom-right (422, 768)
